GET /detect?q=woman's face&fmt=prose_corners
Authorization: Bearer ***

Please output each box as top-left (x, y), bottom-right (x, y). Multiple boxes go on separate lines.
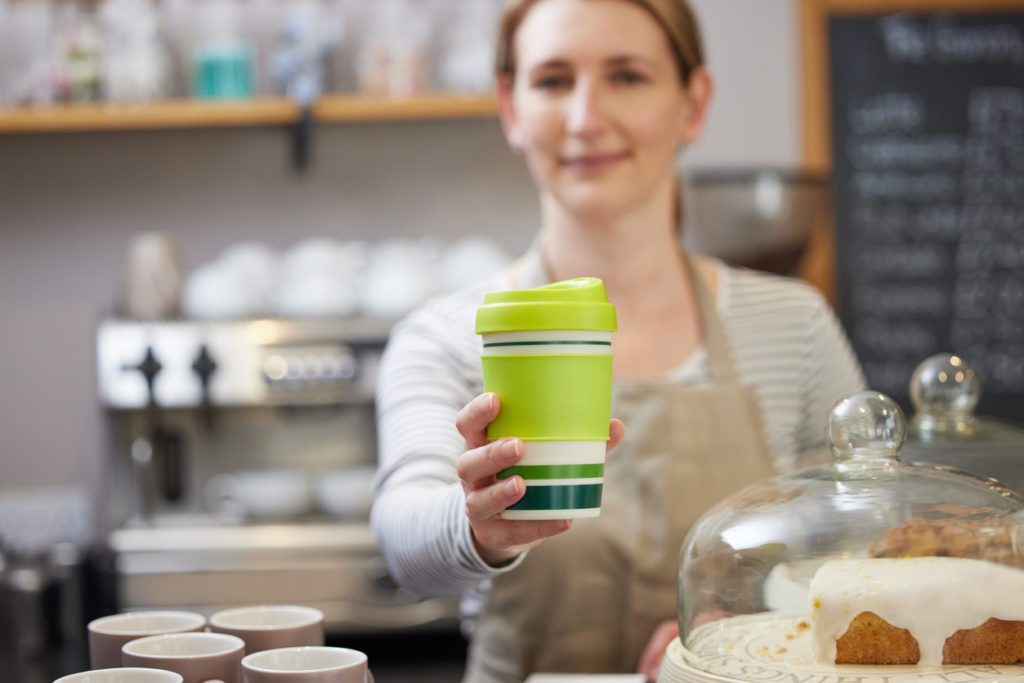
top-left (500, 0), bottom-right (710, 221)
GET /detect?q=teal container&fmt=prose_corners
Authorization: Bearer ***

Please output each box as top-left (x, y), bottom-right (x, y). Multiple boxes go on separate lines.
top-left (193, 42), bottom-right (254, 100)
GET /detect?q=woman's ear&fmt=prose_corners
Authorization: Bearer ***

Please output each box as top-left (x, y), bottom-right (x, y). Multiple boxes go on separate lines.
top-left (497, 75), bottom-right (524, 152)
top-left (678, 66), bottom-right (713, 146)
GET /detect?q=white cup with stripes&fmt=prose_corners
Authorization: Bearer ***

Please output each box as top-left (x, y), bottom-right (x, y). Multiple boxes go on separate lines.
top-left (475, 278), bottom-right (618, 519)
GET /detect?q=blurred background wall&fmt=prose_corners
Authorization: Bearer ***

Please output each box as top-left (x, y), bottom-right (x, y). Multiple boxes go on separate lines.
top-left (0, 0), bottom-right (799, 519)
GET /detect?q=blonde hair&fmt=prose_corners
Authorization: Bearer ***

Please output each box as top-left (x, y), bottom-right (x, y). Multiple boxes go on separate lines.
top-left (495, 0), bottom-right (705, 84)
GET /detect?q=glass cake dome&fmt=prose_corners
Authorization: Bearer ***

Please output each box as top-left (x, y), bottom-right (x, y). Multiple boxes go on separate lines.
top-left (660, 390), bottom-right (1024, 683)
top-left (900, 353), bottom-right (1024, 495)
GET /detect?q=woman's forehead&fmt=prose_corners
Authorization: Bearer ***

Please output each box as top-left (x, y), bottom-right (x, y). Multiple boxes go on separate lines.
top-left (514, 0), bottom-right (674, 69)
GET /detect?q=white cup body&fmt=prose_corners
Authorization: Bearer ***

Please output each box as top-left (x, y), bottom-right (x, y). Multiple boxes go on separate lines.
top-left (498, 440), bottom-right (608, 520)
top-left (208, 605), bottom-right (324, 653)
top-left (88, 610), bottom-right (206, 670)
top-left (242, 646), bottom-right (370, 682)
top-left (54, 669), bottom-right (184, 683)
top-left (122, 632), bottom-right (245, 683)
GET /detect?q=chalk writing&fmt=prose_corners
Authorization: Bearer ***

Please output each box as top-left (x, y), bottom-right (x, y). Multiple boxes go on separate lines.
top-left (880, 14), bottom-right (1024, 65)
top-left (830, 11), bottom-right (1024, 424)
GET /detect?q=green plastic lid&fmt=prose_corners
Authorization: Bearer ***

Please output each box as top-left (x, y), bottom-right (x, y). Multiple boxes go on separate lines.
top-left (475, 277), bottom-right (618, 333)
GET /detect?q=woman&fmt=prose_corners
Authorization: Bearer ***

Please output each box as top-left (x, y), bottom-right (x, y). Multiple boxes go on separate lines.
top-left (372, 0), bottom-right (865, 680)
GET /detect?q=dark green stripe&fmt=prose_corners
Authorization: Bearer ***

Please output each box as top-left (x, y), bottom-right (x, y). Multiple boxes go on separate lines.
top-left (483, 341), bottom-right (611, 348)
top-left (497, 464), bottom-right (604, 480)
top-left (507, 484), bottom-right (603, 511)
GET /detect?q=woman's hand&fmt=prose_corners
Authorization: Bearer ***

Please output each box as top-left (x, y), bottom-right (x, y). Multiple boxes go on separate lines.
top-left (456, 392), bottom-right (625, 567)
top-left (636, 619), bottom-right (679, 682)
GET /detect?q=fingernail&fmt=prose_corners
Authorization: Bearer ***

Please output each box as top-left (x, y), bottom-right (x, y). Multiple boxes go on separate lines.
top-left (501, 439), bottom-right (520, 459)
top-left (505, 477), bottom-right (519, 496)
top-left (486, 393), bottom-right (497, 411)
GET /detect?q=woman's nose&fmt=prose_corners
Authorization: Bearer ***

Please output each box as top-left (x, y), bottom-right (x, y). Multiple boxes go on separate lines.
top-left (565, 80), bottom-right (608, 137)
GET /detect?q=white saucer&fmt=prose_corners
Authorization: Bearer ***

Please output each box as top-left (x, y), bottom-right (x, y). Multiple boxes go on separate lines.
top-left (657, 611), bottom-right (1024, 683)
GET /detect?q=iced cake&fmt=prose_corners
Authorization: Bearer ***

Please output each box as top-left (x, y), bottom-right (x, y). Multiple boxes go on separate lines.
top-left (810, 556), bottom-right (1024, 665)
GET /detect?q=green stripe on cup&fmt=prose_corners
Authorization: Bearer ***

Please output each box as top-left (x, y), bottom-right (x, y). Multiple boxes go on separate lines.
top-left (483, 340), bottom-right (612, 348)
top-left (497, 463), bottom-right (604, 480)
top-left (507, 483), bottom-right (603, 511)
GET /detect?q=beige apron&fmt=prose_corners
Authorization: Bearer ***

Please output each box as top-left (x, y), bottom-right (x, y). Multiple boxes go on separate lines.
top-left (463, 248), bottom-right (777, 682)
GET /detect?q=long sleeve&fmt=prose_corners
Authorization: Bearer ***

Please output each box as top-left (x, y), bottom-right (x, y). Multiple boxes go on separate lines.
top-left (370, 279), bottom-right (524, 599)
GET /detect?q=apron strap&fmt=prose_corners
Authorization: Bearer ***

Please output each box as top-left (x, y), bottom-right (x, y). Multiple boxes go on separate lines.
top-left (680, 251), bottom-right (741, 385)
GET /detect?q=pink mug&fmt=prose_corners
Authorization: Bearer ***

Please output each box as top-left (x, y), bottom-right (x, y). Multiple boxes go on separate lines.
top-left (208, 605), bottom-right (324, 654)
top-left (88, 611), bottom-right (206, 670)
top-left (122, 632), bottom-right (245, 683)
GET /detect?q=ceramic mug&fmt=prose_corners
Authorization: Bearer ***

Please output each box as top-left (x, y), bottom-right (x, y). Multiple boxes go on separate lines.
top-left (241, 646), bottom-right (373, 682)
top-left (208, 605), bottom-right (324, 654)
top-left (54, 669), bottom-right (184, 683)
top-left (313, 466), bottom-right (376, 519)
top-left (88, 610), bottom-right (206, 670)
top-left (122, 632), bottom-right (245, 683)
top-left (203, 469), bottom-right (312, 520)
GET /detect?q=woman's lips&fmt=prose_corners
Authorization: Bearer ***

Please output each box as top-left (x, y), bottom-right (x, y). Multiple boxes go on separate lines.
top-left (559, 151), bottom-right (629, 172)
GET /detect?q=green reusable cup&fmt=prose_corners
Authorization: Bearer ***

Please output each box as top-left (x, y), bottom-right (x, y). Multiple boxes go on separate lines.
top-left (476, 277), bottom-right (617, 519)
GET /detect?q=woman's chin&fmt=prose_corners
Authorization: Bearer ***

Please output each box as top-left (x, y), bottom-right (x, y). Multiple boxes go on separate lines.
top-left (557, 190), bottom-right (635, 222)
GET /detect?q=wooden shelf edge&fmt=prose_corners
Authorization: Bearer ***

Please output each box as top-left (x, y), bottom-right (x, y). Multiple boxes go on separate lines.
top-left (0, 98), bottom-right (300, 133)
top-left (0, 93), bottom-right (498, 134)
top-left (313, 93), bottom-right (498, 122)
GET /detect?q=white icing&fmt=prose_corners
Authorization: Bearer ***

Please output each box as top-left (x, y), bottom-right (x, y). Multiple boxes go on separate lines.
top-left (809, 556), bottom-right (1024, 666)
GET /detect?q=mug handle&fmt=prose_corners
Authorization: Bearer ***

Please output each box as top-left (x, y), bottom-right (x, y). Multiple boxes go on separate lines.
top-left (367, 670), bottom-right (375, 683)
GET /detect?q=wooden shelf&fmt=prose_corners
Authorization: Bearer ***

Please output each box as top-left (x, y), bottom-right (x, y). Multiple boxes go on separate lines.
top-left (313, 93), bottom-right (497, 122)
top-left (0, 98), bottom-right (300, 133)
top-left (0, 93), bottom-right (498, 134)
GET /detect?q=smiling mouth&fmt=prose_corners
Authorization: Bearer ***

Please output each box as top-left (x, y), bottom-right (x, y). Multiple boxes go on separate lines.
top-left (559, 151), bottom-right (630, 172)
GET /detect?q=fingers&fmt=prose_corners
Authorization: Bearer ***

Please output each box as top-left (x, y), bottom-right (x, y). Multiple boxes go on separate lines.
top-left (464, 471), bottom-right (525, 519)
top-left (491, 518), bottom-right (572, 548)
top-left (471, 515), bottom-right (573, 567)
top-left (455, 393), bottom-right (501, 451)
top-left (457, 395), bottom-right (625, 456)
top-left (607, 418), bottom-right (626, 451)
top-left (455, 396), bottom-right (625, 568)
top-left (466, 477), bottom-right (574, 568)
top-left (636, 619), bottom-right (679, 682)
top-left (458, 437), bottom-right (523, 489)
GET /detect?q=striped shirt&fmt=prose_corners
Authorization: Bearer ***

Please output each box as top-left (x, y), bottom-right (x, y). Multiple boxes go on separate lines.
top-left (371, 258), bottom-right (865, 631)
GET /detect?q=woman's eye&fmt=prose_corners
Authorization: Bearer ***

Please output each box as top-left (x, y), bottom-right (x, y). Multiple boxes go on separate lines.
top-left (612, 70), bottom-right (648, 85)
top-left (533, 74), bottom-right (572, 90)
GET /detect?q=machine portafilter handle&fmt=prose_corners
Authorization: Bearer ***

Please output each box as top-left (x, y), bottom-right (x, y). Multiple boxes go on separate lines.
top-left (124, 346), bottom-right (163, 409)
top-left (191, 344), bottom-right (218, 431)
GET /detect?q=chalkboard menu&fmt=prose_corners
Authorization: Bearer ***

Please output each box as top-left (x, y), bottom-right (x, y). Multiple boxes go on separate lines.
top-left (829, 10), bottom-right (1024, 425)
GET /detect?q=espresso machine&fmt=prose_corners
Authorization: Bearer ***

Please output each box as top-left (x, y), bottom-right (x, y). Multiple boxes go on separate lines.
top-left (94, 316), bottom-right (459, 635)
